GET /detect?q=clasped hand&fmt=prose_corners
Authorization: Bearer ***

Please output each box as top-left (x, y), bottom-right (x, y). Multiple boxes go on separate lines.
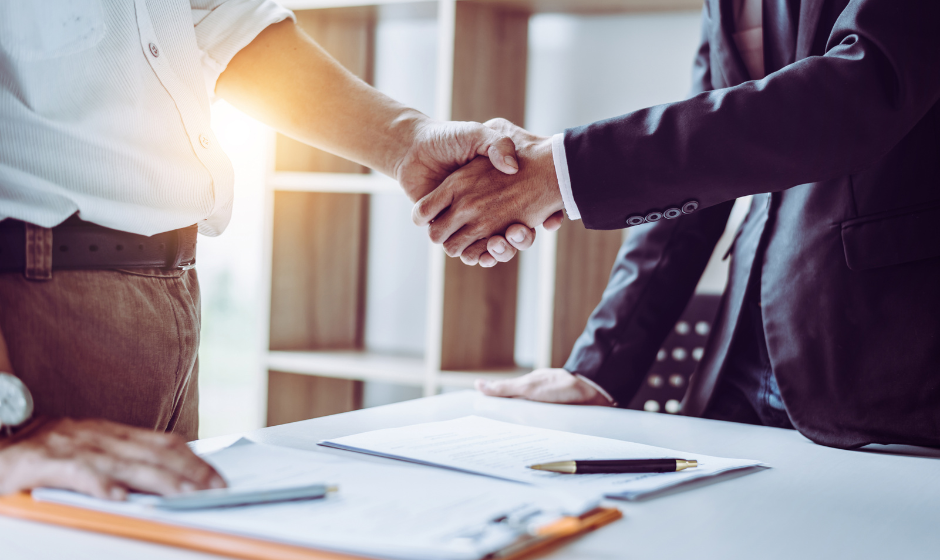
top-left (410, 119), bottom-right (565, 266)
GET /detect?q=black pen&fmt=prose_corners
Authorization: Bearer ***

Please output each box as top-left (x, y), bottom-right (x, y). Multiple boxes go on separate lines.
top-left (527, 459), bottom-right (698, 474)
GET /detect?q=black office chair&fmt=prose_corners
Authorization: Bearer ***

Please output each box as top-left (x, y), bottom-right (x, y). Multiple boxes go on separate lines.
top-left (626, 294), bottom-right (721, 415)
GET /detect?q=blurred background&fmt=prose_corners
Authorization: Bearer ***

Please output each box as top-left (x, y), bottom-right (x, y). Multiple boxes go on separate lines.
top-left (197, 1), bottom-right (748, 439)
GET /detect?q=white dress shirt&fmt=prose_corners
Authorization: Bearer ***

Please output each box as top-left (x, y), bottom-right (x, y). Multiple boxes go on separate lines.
top-left (553, 0), bottom-right (764, 221)
top-left (0, 0), bottom-right (292, 236)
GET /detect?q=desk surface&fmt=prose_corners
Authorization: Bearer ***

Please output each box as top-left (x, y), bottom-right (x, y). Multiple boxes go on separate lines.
top-left (3, 391), bottom-right (939, 560)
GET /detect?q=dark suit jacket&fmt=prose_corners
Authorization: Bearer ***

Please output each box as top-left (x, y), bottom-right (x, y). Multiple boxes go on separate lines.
top-left (563, 0), bottom-right (940, 449)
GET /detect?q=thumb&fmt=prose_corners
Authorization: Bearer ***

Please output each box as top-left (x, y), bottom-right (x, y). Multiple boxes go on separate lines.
top-left (476, 127), bottom-right (519, 175)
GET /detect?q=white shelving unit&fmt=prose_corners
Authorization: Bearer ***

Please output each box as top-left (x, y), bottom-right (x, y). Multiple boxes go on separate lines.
top-left (259, 0), bottom-right (701, 424)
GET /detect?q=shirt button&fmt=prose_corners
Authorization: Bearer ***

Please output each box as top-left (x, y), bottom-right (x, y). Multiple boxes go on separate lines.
top-left (199, 134), bottom-right (211, 149)
top-left (645, 211), bottom-right (663, 223)
top-left (149, 42), bottom-right (160, 58)
top-left (681, 200), bottom-right (700, 214)
top-left (626, 215), bottom-right (645, 226)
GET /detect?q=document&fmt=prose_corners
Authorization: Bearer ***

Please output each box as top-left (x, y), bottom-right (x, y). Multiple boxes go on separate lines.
top-left (321, 416), bottom-right (764, 500)
top-left (34, 439), bottom-right (598, 560)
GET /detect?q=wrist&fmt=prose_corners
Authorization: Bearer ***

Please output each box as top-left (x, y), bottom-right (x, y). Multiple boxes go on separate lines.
top-left (0, 416), bottom-right (45, 447)
top-left (388, 109), bottom-right (431, 182)
top-left (572, 373), bottom-right (618, 407)
top-left (529, 137), bottom-right (565, 217)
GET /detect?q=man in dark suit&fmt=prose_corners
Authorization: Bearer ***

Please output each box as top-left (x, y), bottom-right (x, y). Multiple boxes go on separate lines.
top-left (412, 0), bottom-right (940, 449)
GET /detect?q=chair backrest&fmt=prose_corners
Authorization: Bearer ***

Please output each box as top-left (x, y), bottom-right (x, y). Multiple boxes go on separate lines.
top-left (626, 294), bottom-right (721, 415)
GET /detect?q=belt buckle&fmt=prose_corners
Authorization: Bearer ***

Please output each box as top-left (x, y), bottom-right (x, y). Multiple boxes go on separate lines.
top-left (178, 259), bottom-right (196, 271)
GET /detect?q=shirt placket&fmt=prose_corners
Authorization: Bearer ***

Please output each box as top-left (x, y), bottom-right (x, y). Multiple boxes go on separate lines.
top-left (133, 0), bottom-right (234, 235)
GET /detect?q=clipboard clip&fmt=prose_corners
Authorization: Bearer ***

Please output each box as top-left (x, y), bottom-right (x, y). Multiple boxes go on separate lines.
top-left (487, 508), bottom-right (623, 559)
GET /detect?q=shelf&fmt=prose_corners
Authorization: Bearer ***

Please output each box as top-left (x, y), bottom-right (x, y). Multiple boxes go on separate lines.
top-left (266, 351), bottom-right (528, 388)
top-left (270, 172), bottom-right (401, 194)
top-left (281, 0), bottom-right (702, 14)
top-left (267, 350), bottom-right (426, 386)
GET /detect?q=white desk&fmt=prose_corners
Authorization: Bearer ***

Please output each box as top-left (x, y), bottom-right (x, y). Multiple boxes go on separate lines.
top-left (3, 391), bottom-right (939, 560)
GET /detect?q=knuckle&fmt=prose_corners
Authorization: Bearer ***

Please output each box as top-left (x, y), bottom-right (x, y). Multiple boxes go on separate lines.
top-left (487, 117), bottom-right (510, 129)
top-left (443, 241), bottom-right (461, 258)
top-left (162, 433), bottom-right (187, 448)
top-left (428, 225), bottom-right (445, 245)
top-left (468, 223), bottom-right (489, 239)
top-left (416, 200), bottom-right (432, 220)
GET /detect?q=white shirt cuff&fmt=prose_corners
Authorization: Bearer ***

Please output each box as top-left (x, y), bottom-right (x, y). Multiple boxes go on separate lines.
top-left (552, 133), bottom-right (581, 221)
top-left (573, 373), bottom-right (618, 406)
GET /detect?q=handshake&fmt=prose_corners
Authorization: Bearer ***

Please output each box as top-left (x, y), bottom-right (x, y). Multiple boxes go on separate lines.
top-left (396, 117), bottom-right (567, 267)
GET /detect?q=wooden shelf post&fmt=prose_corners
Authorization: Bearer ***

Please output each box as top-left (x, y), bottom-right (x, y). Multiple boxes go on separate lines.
top-left (437, 1), bottom-right (530, 373)
top-left (266, 8), bottom-right (376, 426)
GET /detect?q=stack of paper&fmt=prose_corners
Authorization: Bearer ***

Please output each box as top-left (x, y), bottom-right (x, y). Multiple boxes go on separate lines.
top-left (34, 439), bottom-right (598, 560)
top-left (320, 416), bottom-right (764, 500)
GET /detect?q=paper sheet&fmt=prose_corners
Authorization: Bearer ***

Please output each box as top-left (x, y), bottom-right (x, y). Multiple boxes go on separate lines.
top-left (321, 416), bottom-right (764, 500)
top-left (33, 439), bottom-right (598, 560)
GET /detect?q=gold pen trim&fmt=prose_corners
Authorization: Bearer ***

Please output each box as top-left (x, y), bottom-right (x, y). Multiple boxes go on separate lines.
top-left (675, 460), bottom-right (698, 472)
top-left (528, 461), bottom-right (577, 474)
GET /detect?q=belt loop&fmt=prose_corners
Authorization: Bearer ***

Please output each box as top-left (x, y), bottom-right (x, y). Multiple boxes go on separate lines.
top-left (170, 225), bottom-right (197, 270)
top-left (24, 223), bottom-right (53, 281)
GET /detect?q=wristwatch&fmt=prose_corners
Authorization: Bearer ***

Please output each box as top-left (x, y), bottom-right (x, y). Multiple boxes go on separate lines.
top-left (0, 372), bottom-right (34, 438)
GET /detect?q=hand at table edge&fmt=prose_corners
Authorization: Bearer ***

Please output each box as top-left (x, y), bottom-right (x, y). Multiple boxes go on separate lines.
top-left (475, 368), bottom-right (616, 407)
top-left (0, 417), bottom-right (226, 501)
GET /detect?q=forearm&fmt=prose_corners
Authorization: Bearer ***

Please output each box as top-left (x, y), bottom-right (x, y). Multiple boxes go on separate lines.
top-left (216, 19), bottom-right (421, 179)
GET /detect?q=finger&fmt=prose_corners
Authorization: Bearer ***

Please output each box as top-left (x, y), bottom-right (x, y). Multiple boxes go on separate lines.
top-left (461, 238), bottom-right (490, 266)
top-left (475, 377), bottom-right (529, 398)
top-left (77, 421), bottom-right (225, 489)
top-left (504, 224), bottom-right (535, 252)
top-left (101, 435), bottom-right (224, 489)
top-left (24, 457), bottom-right (126, 501)
top-left (427, 206), bottom-right (474, 249)
top-left (412, 187), bottom-right (455, 227)
top-left (477, 127), bottom-right (518, 175)
top-left (543, 211), bottom-right (564, 232)
top-left (442, 224), bottom-right (486, 258)
top-left (90, 452), bottom-right (204, 496)
top-left (486, 236), bottom-right (518, 263)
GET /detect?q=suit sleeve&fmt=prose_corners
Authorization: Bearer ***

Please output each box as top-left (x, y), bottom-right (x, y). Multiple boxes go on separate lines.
top-left (565, 0), bottom-right (940, 229)
top-left (564, 7), bottom-right (731, 404)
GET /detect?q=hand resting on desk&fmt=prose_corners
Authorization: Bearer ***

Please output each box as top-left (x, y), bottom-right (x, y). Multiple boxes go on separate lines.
top-left (476, 368), bottom-right (614, 406)
top-left (0, 418), bottom-right (226, 501)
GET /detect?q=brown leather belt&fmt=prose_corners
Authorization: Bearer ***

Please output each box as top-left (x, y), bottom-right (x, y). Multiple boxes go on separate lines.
top-left (0, 215), bottom-right (197, 273)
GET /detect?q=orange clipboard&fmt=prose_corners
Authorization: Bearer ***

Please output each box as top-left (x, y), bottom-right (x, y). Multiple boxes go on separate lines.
top-left (0, 491), bottom-right (622, 560)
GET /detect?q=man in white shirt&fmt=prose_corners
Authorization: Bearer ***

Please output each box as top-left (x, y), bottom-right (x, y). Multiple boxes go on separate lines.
top-left (0, 0), bottom-right (525, 499)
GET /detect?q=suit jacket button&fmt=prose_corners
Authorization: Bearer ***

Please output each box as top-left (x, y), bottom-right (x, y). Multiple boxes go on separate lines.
top-left (663, 208), bottom-right (682, 219)
top-left (645, 211), bottom-right (663, 223)
top-left (626, 215), bottom-right (645, 226)
top-left (682, 200), bottom-right (700, 214)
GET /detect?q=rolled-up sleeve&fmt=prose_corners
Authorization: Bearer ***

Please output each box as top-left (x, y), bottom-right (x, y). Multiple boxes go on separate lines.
top-left (191, 0), bottom-right (295, 95)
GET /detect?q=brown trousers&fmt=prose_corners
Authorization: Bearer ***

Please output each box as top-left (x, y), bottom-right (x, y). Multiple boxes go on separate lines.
top-left (0, 267), bottom-right (200, 440)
